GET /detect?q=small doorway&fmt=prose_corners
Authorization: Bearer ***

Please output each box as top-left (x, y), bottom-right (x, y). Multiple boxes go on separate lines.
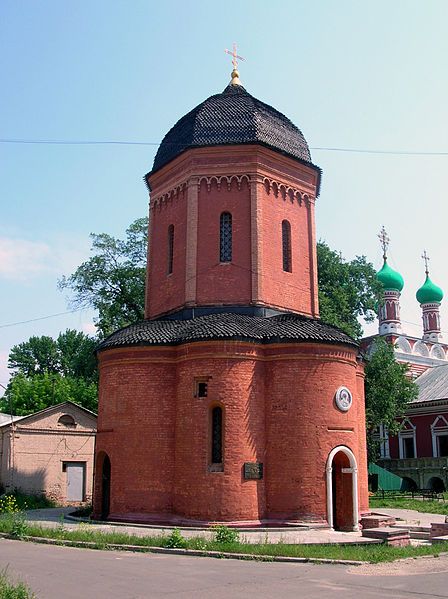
top-left (65, 462), bottom-right (86, 502)
top-left (326, 446), bottom-right (359, 531)
top-left (101, 455), bottom-right (111, 520)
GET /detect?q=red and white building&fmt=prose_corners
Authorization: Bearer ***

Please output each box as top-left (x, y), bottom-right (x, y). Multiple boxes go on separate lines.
top-left (363, 236), bottom-right (448, 491)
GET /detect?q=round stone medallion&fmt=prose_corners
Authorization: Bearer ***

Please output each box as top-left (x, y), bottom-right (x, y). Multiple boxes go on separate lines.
top-left (335, 387), bottom-right (352, 412)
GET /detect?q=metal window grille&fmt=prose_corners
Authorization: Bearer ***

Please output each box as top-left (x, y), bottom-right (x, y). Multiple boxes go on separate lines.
top-left (167, 224), bottom-right (174, 274)
top-left (211, 406), bottom-right (223, 464)
top-left (220, 212), bottom-right (232, 262)
top-left (282, 220), bottom-right (292, 272)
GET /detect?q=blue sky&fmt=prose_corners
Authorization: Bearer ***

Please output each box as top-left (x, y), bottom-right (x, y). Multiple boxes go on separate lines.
top-left (1, 0), bottom-right (448, 390)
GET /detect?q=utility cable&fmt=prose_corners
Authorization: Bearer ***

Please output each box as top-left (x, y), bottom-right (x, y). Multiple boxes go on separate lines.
top-left (1, 138), bottom-right (448, 156)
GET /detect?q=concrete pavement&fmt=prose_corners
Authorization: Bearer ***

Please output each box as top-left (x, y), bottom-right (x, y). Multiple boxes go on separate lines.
top-left (1, 538), bottom-right (448, 599)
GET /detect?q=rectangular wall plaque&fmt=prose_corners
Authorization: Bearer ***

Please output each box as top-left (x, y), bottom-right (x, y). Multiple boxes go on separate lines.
top-left (244, 462), bottom-right (263, 480)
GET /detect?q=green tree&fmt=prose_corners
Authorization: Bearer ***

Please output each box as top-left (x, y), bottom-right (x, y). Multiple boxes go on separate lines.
top-left (59, 218), bottom-right (148, 337)
top-left (8, 330), bottom-right (97, 382)
top-left (317, 241), bottom-right (382, 339)
top-left (0, 373), bottom-right (97, 415)
top-left (8, 335), bottom-right (60, 377)
top-left (4, 330), bottom-right (98, 415)
top-left (56, 330), bottom-right (97, 382)
top-left (364, 337), bottom-right (419, 461)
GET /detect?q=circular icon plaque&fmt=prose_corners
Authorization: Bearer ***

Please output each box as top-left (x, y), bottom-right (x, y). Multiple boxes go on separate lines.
top-left (335, 387), bottom-right (352, 412)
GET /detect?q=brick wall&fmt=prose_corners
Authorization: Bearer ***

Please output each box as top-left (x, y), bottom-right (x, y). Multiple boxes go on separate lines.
top-left (145, 145), bottom-right (319, 319)
top-left (94, 341), bottom-right (368, 525)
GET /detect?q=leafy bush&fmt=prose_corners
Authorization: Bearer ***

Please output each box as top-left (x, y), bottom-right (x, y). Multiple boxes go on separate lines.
top-left (164, 528), bottom-right (187, 549)
top-left (212, 525), bottom-right (240, 544)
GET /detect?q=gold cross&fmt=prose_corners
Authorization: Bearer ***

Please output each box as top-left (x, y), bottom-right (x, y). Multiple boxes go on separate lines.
top-left (422, 250), bottom-right (430, 275)
top-left (378, 226), bottom-right (390, 260)
top-left (225, 43), bottom-right (245, 71)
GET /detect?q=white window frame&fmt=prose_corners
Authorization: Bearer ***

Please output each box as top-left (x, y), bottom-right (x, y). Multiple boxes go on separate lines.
top-left (398, 418), bottom-right (417, 459)
top-left (431, 416), bottom-right (448, 457)
top-left (379, 424), bottom-right (390, 459)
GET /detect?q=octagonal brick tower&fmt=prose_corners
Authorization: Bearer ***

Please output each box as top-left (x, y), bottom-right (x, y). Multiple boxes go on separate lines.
top-left (93, 70), bottom-right (369, 530)
top-left (145, 79), bottom-right (320, 320)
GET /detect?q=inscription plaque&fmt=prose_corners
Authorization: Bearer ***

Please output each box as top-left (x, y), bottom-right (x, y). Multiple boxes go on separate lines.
top-left (244, 462), bottom-right (263, 480)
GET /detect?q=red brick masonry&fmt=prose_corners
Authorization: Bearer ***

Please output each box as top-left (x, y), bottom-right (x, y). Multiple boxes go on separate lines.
top-left (93, 341), bottom-right (368, 525)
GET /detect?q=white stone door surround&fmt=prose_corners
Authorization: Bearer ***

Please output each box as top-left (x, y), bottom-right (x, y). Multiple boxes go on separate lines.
top-left (326, 445), bottom-right (359, 531)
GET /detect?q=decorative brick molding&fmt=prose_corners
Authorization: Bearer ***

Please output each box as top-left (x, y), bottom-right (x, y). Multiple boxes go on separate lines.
top-left (198, 174), bottom-right (250, 192)
top-left (262, 177), bottom-right (312, 206)
top-left (151, 182), bottom-right (187, 210)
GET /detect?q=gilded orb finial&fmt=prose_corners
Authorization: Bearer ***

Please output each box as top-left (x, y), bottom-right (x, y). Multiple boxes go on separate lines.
top-left (225, 43), bottom-right (245, 85)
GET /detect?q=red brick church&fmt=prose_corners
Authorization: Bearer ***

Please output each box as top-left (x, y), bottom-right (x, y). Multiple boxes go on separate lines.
top-left (92, 62), bottom-right (369, 530)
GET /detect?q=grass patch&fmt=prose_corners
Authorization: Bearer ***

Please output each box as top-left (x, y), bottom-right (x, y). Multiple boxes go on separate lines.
top-left (2, 516), bottom-right (448, 563)
top-left (0, 571), bottom-right (35, 599)
top-left (6, 491), bottom-right (56, 511)
top-left (370, 497), bottom-right (448, 515)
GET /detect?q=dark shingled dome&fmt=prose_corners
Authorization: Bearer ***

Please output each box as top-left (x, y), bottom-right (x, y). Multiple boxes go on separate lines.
top-left (97, 312), bottom-right (357, 351)
top-left (151, 83), bottom-right (316, 174)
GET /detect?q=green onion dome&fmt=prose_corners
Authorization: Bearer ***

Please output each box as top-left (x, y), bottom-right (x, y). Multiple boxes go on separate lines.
top-left (416, 275), bottom-right (444, 304)
top-left (376, 260), bottom-right (404, 292)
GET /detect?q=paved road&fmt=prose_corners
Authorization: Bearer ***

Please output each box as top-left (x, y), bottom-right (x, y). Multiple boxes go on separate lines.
top-left (2, 538), bottom-right (448, 599)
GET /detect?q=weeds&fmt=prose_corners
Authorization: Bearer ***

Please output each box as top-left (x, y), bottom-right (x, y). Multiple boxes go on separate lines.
top-left (165, 528), bottom-right (188, 549)
top-left (0, 570), bottom-right (35, 598)
top-left (212, 525), bottom-right (240, 544)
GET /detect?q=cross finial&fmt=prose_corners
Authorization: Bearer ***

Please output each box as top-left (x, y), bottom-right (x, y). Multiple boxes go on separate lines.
top-left (224, 43), bottom-right (245, 86)
top-left (422, 250), bottom-right (430, 276)
top-left (378, 226), bottom-right (390, 261)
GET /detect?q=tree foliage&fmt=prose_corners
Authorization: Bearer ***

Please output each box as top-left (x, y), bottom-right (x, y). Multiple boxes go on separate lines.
top-left (364, 337), bottom-right (419, 461)
top-left (0, 373), bottom-right (97, 415)
top-left (3, 330), bottom-right (98, 415)
top-left (317, 241), bottom-right (382, 339)
top-left (59, 217), bottom-right (148, 338)
top-left (8, 330), bottom-right (97, 382)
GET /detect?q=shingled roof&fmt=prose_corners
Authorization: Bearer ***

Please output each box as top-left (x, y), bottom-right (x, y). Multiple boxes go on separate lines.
top-left (97, 312), bottom-right (357, 352)
top-left (151, 83), bottom-right (319, 176)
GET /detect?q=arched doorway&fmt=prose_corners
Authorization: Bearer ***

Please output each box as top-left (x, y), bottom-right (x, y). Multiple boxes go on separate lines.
top-left (428, 476), bottom-right (445, 493)
top-left (401, 476), bottom-right (417, 491)
top-left (326, 446), bottom-right (359, 531)
top-left (101, 454), bottom-right (111, 520)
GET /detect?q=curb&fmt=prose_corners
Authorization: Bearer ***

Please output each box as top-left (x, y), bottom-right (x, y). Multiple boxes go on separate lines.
top-left (0, 533), bottom-right (366, 566)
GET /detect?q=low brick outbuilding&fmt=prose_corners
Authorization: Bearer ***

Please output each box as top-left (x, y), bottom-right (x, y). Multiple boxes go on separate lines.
top-left (0, 401), bottom-right (96, 503)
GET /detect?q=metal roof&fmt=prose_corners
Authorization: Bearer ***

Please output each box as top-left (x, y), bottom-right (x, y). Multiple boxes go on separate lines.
top-left (414, 364), bottom-right (448, 403)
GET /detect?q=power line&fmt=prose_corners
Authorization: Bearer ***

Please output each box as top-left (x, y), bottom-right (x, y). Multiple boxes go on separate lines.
top-left (0, 309), bottom-right (85, 329)
top-left (1, 138), bottom-right (448, 156)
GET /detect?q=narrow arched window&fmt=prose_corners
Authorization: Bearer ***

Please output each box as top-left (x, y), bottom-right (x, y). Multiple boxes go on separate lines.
top-left (211, 406), bottom-right (223, 464)
top-left (220, 212), bottom-right (232, 263)
top-left (282, 220), bottom-right (292, 272)
top-left (167, 224), bottom-right (174, 274)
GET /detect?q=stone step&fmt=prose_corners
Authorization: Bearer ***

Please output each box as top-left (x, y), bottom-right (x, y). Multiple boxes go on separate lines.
top-left (362, 526), bottom-right (411, 546)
